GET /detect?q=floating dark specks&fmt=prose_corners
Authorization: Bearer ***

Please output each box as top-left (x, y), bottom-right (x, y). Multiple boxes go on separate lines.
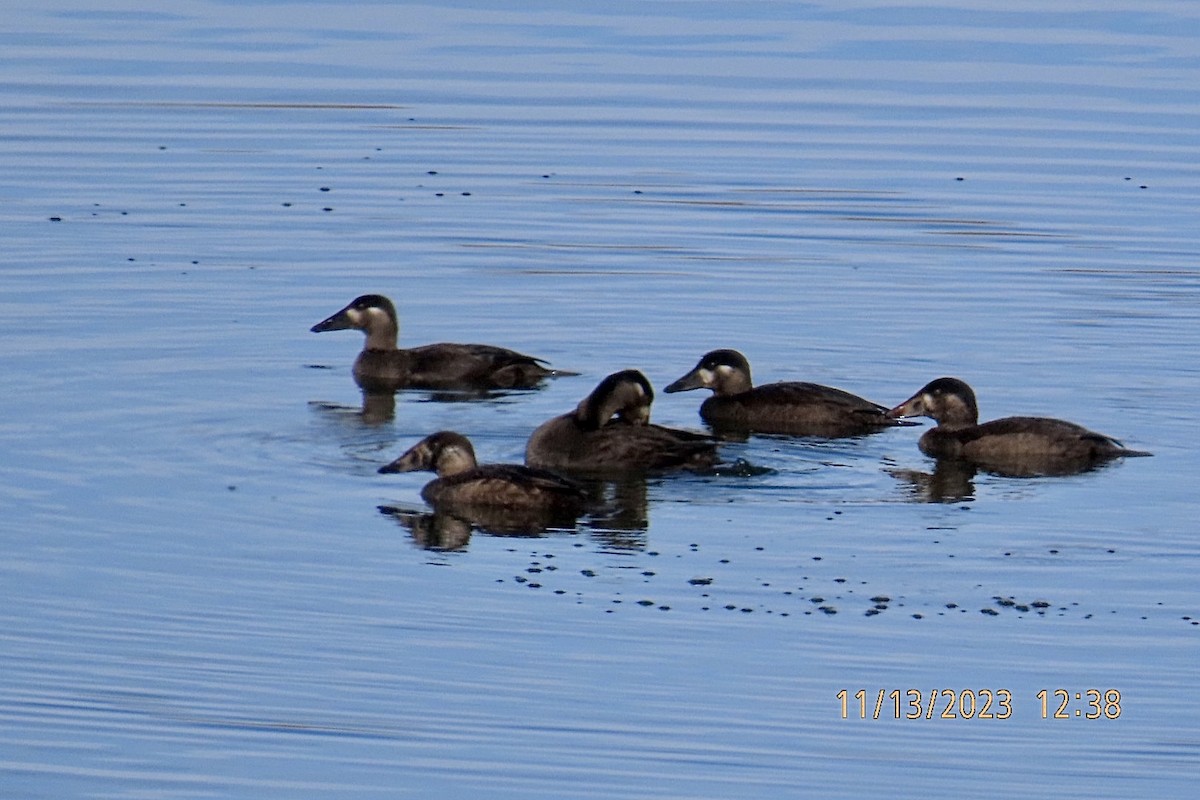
top-left (49, 216), bottom-right (62, 222)
top-left (688, 577), bottom-right (712, 586)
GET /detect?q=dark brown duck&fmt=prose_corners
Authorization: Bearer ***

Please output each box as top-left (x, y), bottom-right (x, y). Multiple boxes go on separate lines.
top-left (311, 294), bottom-right (570, 392)
top-left (525, 369), bottom-right (719, 475)
top-left (887, 377), bottom-right (1150, 477)
top-left (664, 348), bottom-right (901, 436)
top-left (379, 430), bottom-right (586, 512)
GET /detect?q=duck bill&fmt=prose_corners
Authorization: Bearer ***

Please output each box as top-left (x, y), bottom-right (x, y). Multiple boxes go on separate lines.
top-left (663, 370), bottom-right (704, 393)
top-left (310, 305), bottom-right (356, 333)
top-left (887, 394), bottom-right (925, 419)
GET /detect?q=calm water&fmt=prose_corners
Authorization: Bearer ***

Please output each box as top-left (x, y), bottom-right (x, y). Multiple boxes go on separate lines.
top-left (2, 1), bottom-right (1199, 797)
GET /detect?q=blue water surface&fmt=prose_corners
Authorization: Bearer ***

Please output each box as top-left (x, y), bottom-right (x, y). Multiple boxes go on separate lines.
top-left (2, 2), bottom-right (1198, 797)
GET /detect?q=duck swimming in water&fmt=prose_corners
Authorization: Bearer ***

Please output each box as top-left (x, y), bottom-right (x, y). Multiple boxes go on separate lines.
top-left (664, 348), bottom-right (902, 437)
top-left (887, 377), bottom-right (1151, 477)
top-left (525, 369), bottom-right (719, 475)
top-left (311, 294), bottom-right (570, 392)
top-left (379, 431), bottom-right (586, 513)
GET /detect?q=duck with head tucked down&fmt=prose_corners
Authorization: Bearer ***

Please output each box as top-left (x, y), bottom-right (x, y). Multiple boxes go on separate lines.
top-left (525, 369), bottom-right (719, 475)
top-left (311, 294), bottom-right (572, 392)
top-left (887, 377), bottom-right (1151, 477)
top-left (664, 348), bottom-right (903, 437)
top-left (379, 431), bottom-right (586, 514)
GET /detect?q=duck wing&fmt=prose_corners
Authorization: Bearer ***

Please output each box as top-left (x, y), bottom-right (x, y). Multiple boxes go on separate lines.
top-left (405, 343), bottom-right (554, 389)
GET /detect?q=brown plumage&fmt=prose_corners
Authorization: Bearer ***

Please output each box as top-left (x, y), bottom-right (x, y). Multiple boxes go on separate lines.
top-left (311, 294), bottom-right (571, 392)
top-left (888, 377), bottom-right (1150, 477)
top-left (379, 431), bottom-right (586, 513)
top-left (525, 369), bottom-right (719, 475)
top-left (664, 349), bottom-right (901, 437)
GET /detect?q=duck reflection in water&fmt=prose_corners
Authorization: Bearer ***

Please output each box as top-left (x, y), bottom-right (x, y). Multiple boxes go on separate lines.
top-left (888, 377), bottom-right (1151, 481)
top-left (307, 391), bottom-right (397, 427)
top-left (379, 476), bottom-right (651, 552)
top-left (378, 431), bottom-right (587, 538)
top-left (311, 294), bottom-right (574, 393)
top-left (526, 369), bottom-right (719, 475)
top-left (886, 460), bottom-right (980, 503)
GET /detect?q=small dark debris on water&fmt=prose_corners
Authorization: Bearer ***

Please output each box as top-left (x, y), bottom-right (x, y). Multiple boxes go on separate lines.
top-left (49, 216), bottom-right (62, 222)
top-left (688, 577), bottom-right (712, 586)
top-left (580, 569), bottom-right (596, 577)
top-left (636, 599), bottom-right (654, 607)
top-left (818, 606), bottom-right (837, 615)
top-left (980, 608), bottom-right (999, 616)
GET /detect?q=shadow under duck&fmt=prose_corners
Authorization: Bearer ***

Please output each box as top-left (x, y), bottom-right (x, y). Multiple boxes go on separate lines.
top-left (525, 369), bottom-right (718, 475)
top-left (311, 294), bottom-right (572, 392)
top-left (888, 377), bottom-right (1151, 477)
top-left (664, 348), bottom-right (903, 437)
top-left (379, 431), bottom-right (586, 517)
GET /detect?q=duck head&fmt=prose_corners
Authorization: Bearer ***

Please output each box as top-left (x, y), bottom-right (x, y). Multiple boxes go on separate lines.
top-left (664, 349), bottom-right (753, 395)
top-left (888, 377), bottom-right (979, 427)
top-left (311, 294), bottom-right (399, 350)
top-left (575, 369), bottom-right (654, 429)
top-left (379, 431), bottom-right (479, 477)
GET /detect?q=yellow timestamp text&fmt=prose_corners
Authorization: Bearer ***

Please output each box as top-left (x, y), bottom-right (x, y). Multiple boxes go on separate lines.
top-left (836, 689), bottom-right (1123, 720)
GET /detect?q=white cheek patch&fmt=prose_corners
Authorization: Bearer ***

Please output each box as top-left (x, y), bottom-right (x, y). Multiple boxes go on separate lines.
top-left (701, 367), bottom-right (718, 385)
top-left (345, 307), bottom-right (363, 326)
top-left (365, 307), bottom-right (391, 327)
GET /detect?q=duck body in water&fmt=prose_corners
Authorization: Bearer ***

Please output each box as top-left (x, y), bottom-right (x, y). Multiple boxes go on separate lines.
top-left (525, 369), bottom-right (718, 475)
top-left (311, 294), bottom-right (571, 392)
top-left (665, 348), bottom-right (902, 437)
top-left (888, 377), bottom-right (1150, 477)
top-left (380, 431), bottom-right (586, 512)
